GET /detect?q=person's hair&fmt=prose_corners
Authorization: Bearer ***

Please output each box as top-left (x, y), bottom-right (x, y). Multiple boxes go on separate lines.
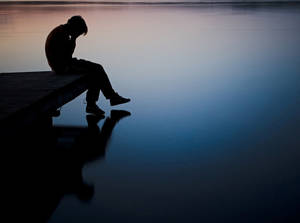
top-left (67, 15), bottom-right (88, 35)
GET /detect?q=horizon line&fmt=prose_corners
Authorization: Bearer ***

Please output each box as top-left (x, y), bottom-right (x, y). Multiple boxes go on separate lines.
top-left (1, 0), bottom-right (300, 5)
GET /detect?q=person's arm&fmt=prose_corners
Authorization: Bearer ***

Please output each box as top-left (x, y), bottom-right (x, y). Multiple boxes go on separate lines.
top-left (66, 36), bottom-right (76, 59)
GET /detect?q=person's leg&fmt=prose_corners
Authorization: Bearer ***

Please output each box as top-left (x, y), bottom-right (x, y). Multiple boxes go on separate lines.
top-left (70, 59), bottom-right (116, 102)
top-left (68, 59), bottom-right (111, 115)
top-left (69, 58), bottom-right (130, 115)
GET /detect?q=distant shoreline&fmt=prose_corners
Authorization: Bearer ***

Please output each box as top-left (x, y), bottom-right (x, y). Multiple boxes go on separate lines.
top-left (1, 1), bottom-right (300, 5)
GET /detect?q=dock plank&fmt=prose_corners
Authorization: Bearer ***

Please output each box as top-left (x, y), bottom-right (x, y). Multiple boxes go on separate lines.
top-left (0, 71), bottom-right (88, 130)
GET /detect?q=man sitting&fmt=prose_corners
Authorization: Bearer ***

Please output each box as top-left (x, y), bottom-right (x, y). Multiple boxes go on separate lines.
top-left (45, 15), bottom-right (130, 116)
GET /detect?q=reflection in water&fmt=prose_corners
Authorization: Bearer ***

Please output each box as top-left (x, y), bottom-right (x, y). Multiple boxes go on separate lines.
top-left (5, 110), bottom-right (130, 222)
top-left (2, 3), bottom-right (300, 223)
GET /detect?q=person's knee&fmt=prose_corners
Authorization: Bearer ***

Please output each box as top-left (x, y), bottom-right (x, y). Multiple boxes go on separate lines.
top-left (96, 64), bottom-right (104, 72)
top-left (96, 64), bottom-right (108, 79)
top-left (86, 63), bottom-right (107, 82)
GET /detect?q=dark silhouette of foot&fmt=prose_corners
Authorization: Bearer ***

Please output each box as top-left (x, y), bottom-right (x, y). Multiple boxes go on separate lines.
top-left (110, 110), bottom-right (131, 122)
top-left (110, 92), bottom-right (130, 106)
top-left (50, 109), bottom-right (60, 117)
top-left (86, 114), bottom-right (105, 126)
top-left (86, 104), bottom-right (105, 116)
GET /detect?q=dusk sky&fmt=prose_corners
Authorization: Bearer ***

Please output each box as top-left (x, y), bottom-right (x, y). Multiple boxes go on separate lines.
top-left (1, 0), bottom-right (300, 2)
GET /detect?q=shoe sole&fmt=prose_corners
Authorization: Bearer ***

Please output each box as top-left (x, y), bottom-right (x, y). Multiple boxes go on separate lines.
top-left (110, 99), bottom-right (130, 106)
top-left (86, 109), bottom-right (105, 115)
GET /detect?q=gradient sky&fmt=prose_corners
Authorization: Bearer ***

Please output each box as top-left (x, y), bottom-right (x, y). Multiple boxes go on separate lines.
top-left (1, 0), bottom-right (300, 2)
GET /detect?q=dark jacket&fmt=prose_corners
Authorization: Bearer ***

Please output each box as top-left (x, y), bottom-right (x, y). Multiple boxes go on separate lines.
top-left (45, 24), bottom-right (75, 74)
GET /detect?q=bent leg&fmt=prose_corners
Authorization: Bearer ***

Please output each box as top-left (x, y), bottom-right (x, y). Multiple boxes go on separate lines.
top-left (69, 59), bottom-right (116, 103)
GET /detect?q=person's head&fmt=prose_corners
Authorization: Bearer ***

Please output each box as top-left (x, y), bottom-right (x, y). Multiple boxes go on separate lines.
top-left (67, 15), bottom-right (88, 38)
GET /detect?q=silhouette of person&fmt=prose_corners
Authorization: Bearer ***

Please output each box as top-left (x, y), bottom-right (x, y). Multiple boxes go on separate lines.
top-left (45, 15), bottom-right (130, 116)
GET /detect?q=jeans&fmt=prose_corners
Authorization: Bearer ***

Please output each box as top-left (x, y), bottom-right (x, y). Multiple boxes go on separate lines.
top-left (68, 58), bottom-right (115, 103)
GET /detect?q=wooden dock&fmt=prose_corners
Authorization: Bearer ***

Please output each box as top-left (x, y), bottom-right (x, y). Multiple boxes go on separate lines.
top-left (0, 71), bottom-right (88, 132)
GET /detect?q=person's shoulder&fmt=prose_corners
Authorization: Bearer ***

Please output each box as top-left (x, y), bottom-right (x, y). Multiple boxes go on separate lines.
top-left (50, 24), bottom-right (67, 35)
top-left (47, 24), bottom-right (69, 42)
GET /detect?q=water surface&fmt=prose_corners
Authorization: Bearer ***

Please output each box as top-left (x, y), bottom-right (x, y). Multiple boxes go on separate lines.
top-left (1, 3), bottom-right (300, 222)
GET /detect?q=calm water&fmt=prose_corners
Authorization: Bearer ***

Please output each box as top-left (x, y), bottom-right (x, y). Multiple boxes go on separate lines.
top-left (1, 3), bottom-right (300, 222)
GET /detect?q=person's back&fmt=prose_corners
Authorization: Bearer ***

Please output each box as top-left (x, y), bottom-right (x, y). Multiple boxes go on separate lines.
top-left (45, 24), bottom-right (75, 74)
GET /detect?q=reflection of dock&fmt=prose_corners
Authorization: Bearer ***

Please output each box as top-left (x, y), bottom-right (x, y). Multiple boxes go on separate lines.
top-left (0, 71), bottom-right (88, 131)
top-left (4, 110), bottom-right (130, 222)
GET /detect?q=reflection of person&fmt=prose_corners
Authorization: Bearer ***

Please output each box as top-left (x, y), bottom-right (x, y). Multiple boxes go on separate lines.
top-left (79, 109), bottom-right (132, 163)
top-left (42, 110), bottom-right (131, 222)
top-left (45, 15), bottom-right (130, 116)
top-left (58, 110), bottom-right (131, 204)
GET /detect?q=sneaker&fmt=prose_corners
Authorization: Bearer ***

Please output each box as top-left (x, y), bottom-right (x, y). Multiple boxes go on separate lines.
top-left (110, 92), bottom-right (131, 106)
top-left (86, 104), bottom-right (105, 116)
